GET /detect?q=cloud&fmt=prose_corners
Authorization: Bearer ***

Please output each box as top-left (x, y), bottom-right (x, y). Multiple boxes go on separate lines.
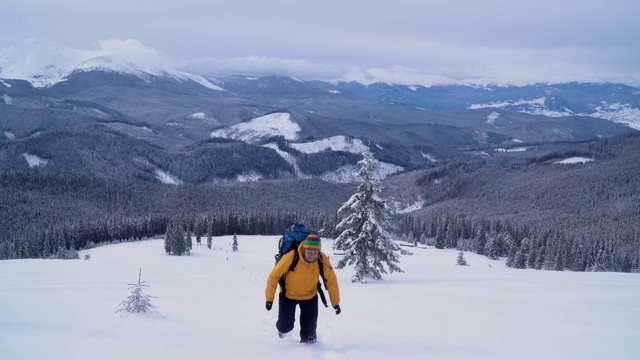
top-left (178, 55), bottom-right (345, 80)
top-left (93, 39), bottom-right (174, 69)
top-left (1, 0), bottom-right (639, 86)
top-left (341, 66), bottom-right (457, 86)
top-left (174, 41), bottom-right (640, 87)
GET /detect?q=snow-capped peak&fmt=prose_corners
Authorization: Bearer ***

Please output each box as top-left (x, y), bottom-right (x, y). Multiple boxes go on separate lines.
top-left (0, 38), bottom-right (85, 88)
top-left (0, 38), bottom-right (224, 91)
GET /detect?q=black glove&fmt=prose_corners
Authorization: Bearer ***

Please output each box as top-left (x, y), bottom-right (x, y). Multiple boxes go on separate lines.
top-left (266, 301), bottom-right (273, 311)
top-left (334, 305), bottom-right (341, 315)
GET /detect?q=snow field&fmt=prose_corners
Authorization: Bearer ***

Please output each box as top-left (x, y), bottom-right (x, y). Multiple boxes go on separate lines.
top-left (1, 235), bottom-right (639, 359)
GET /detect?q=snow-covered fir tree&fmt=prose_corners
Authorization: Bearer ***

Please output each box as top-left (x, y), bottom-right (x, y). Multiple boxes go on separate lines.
top-left (484, 235), bottom-right (500, 260)
top-left (535, 244), bottom-right (547, 270)
top-left (207, 222), bottom-right (213, 249)
top-left (164, 222), bottom-right (188, 256)
top-left (117, 268), bottom-right (156, 314)
top-left (475, 226), bottom-right (487, 255)
top-left (572, 240), bottom-right (587, 271)
top-left (456, 250), bottom-right (468, 266)
top-left (526, 249), bottom-right (536, 269)
top-left (554, 249), bottom-right (564, 271)
top-left (332, 148), bottom-right (411, 283)
top-left (194, 217), bottom-right (205, 245)
top-left (435, 225), bottom-right (445, 249)
top-left (591, 239), bottom-right (609, 272)
top-left (506, 242), bottom-right (519, 268)
top-left (232, 234), bottom-right (238, 252)
top-left (186, 230), bottom-right (193, 255)
top-left (513, 238), bottom-right (529, 269)
top-left (419, 232), bottom-right (428, 248)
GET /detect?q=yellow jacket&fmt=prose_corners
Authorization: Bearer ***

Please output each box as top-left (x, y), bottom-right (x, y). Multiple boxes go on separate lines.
top-left (265, 244), bottom-right (340, 307)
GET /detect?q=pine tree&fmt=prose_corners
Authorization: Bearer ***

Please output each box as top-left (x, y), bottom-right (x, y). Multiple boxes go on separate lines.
top-left (506, 242), bottom-right (519, 268)
top-left (513, 248), bottom-right (528, 269)
top-left (535, 244), bottom-right (546, 270)
top-left (497, 231), bottom-right (514, 258)
top-left (435, 225), bottom-right (445, 249)
top-left (117, 268), bottom-right (157, 314)
top-left (174, 225), bottom-right (187, 256)
top-left (333, 148), bottom-right (410, 283)
top-left (484, 235), bottom-right (500, 260)
top-left (165, 223), bottom-right (187, 256)
top-left (194, 217), bottom-right (204, 245)
top-left (164, 222), bottom-right (173, 254)
top-left (551, 231), bottom-right (566, 271)
top-left (572, 240), bottom-right (587, 271)
top-left (186, 230), bottom-right (193, 255)
top-left (207, 221), bottom-right (213, 249)
top-left (527, 246), bottom-right (537, 268)
top-left (475, 226), bottom-right (487, 255)
top-left (456, 251), bottom-right (468, 266)
top-left (445, 219), bottom-right (458, 249)
top-left (419, 232), bottom-right (428, 248)
top-left (591, 239), bottom-right (608, 272)
top-left (232, 233), bottom-right (239, 252)
top-left (553, 249), bottom-right (564, 271)
top-left (513, 237), bottom-right (529, 269)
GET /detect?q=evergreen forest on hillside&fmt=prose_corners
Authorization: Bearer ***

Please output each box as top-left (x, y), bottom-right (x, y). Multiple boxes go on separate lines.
top-left (1, 134), bottom-right (639, 273)
top-left (0, 171), bottom-right (352, 260)
top-left (395, 134), bottom-right (640, 273)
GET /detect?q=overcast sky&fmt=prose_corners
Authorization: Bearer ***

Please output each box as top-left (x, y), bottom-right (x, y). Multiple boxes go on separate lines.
top-left (2, 0), bottom-right (639, 86)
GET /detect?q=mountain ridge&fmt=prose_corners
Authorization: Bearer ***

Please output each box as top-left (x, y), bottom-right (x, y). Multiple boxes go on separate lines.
top-left (1, 38), bottom-right (639, 186)
top-left (0, 38), bottom-right (224, 91)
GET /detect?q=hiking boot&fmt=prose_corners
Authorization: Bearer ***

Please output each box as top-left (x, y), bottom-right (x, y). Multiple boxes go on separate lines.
top-left (278, 331), bottom-right (286, 339)
top-left (300, 334), bottom-right (317, 344)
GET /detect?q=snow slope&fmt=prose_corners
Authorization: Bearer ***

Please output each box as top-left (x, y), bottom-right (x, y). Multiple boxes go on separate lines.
top-left (290, 136), bottom-right (369, 154)
top-left (264, 139), bottom-right (402, 183)
top-left (22, 153), bottom-right (47, 168)
top-left (1, 236), bottom-right (639, 360)
top-left (210, 112), bottom-right (301, 143)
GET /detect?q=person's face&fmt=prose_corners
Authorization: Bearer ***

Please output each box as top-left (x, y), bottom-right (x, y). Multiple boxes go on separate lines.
top-left (303, 249), bottom-right (320, 262)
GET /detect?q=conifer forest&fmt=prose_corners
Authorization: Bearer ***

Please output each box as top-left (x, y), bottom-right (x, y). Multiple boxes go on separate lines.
top-left (1, 134), bottom-right (639, 273)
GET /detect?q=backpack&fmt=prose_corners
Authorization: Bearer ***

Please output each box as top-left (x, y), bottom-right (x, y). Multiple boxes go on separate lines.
top-left (275, 223), bottom-right (329, 308)
top-left (274, 223), bottom-right (314, 265)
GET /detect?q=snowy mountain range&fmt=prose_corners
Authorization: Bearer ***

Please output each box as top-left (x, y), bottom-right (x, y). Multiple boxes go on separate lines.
top-left (0, 38), bottom-right (223, 90)
top-left (1, 38), bottom-right (639, 185)
top-left (468, 96), bottom-right (640, 130)
top-left (2, 39), bottom-right (639, 130)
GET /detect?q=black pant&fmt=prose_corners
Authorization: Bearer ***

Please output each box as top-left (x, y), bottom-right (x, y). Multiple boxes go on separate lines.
top-left (276, 293), bottom-right (318, 340)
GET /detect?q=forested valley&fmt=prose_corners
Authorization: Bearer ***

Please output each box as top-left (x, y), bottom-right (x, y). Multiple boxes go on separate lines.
top-left (1, 134), bottom-right (639, 273)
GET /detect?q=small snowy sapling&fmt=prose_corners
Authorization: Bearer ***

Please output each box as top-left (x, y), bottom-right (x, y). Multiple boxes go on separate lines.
top-left (117, 268), bottom-right (157, 314)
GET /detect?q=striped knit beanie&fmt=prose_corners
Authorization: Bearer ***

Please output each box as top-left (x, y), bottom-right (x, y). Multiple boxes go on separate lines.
top-left (302, 233), bottom-right (321, 251)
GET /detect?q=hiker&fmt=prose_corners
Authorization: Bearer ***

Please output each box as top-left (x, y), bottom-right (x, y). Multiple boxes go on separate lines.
top-left (265, 233), bottom-right (341, 343)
